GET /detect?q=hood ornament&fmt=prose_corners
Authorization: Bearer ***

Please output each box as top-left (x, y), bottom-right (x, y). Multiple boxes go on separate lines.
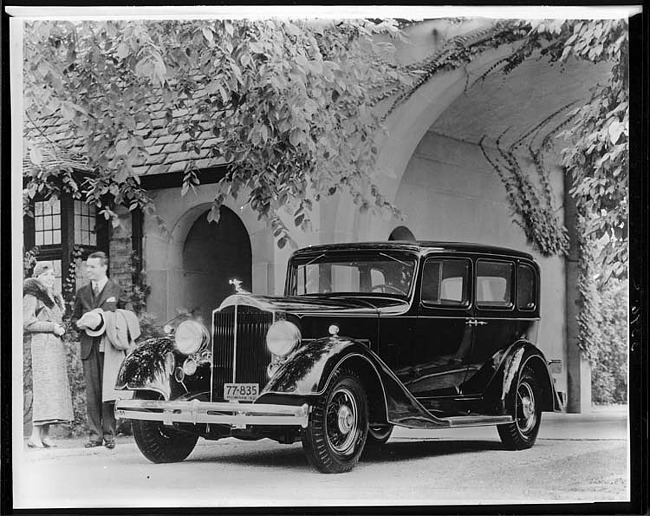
top-left (229, 278), bottom-right (249, 294)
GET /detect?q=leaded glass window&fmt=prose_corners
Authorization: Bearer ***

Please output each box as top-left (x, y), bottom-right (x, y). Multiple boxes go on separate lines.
top-left (34, 200), bottom-right (61, 246)
top-left (74, 200), bottom-right (97, 246)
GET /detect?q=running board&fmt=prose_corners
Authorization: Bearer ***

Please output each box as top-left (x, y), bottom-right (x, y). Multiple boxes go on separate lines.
top-left (442, 415), bottom-right (514, 427)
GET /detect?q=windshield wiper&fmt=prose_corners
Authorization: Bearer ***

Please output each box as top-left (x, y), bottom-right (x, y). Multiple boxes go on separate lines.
top-left (304, 253), bottom-right (326, 267)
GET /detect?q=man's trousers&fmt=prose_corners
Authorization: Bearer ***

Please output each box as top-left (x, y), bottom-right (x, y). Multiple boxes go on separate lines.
top-left (81, 344), bottom-right (116, 443)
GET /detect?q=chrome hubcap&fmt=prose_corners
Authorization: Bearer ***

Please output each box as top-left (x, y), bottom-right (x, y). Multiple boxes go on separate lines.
top-left (326, 387), bottom-right (359, 455)
top-left (338, 405), bottom-right (354, 434)
top-left (516, 381), bottom-right (537, 434)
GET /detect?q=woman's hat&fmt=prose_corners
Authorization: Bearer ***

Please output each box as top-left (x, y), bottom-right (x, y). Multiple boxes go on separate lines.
top-left (78, 309), bottom-right (106, 337)
top-left (33, 263), bottom-right (52, 278)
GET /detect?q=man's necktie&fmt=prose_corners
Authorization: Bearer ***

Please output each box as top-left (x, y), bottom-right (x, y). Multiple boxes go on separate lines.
top-left (92, 282), bottom-right (100, 298)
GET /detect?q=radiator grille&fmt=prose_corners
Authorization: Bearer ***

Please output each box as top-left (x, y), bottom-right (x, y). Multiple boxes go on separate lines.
top-left (211, 305), bottom-right (274, 401)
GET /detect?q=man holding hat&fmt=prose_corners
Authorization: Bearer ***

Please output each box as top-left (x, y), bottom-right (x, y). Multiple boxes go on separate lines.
top-left (72, 251), bottom-right (124, 449)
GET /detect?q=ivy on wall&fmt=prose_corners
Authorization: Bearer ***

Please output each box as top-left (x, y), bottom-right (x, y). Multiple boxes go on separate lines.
top-left (478, 105), bottom-right (574, 257)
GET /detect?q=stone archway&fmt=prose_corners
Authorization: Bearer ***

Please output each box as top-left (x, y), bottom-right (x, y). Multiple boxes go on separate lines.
top-left (180, 207), bottom-right (252, 325)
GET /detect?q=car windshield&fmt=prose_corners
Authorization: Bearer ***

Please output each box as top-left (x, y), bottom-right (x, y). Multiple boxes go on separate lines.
top-left (288, 251), bottom-right (417, 298)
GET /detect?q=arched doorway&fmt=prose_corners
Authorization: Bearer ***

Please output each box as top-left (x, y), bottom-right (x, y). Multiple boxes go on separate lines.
top-left (182, 206), bottom-right (252, 325)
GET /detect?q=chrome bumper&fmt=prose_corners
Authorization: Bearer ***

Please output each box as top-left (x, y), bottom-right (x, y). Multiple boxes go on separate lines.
top-left (115, 399), bottom-right (309, 429)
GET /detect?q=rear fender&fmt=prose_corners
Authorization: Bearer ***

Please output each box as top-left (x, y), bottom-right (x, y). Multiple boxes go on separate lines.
top-left (483, 341), bottom-right (562, 414)
top-left (262, 336), bottom-right (450, 428)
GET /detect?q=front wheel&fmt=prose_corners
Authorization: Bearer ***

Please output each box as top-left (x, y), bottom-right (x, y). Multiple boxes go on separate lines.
top-left (497, 367), bottom-right (542, 450)
top-left (301, 369), bottom-right (368, 473)
top-left (131, 393), bottom-right (199, 463)
top-left (132, 419), bottom-right (199, 464)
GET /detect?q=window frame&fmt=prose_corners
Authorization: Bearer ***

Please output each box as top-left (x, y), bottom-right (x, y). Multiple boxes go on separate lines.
top-left (420, 257), bottom-right (472, 310)
top-left (475, 258), bottom-right (516, 311)
top-left (24, 192), bottom-right (108, 283)
top-left (516, 262), bottom-right (538, 312)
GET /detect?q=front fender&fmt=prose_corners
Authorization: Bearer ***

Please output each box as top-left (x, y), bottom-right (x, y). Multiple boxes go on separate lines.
top-left (261, 336), bottom-right (450, 428)
top-left (115, 337), bottom-right (177, 400)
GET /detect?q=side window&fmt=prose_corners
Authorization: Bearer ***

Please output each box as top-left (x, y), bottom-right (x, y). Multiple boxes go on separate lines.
top-left (370, 269), bottom-right (386, 290)
top-left (476, 260), bottom-right (514, 309)
top-left (517, 264), bottom-right (537, 310)
top-left (421, 259), bottom-right (470, 306)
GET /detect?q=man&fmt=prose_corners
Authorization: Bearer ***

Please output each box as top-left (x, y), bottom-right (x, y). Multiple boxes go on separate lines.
top-left (73, 251), bottom-right (123, 449)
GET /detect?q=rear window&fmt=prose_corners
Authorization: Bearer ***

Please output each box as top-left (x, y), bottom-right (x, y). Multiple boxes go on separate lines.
top-left (476, 260), bottom-right (514, 309)
top-left (517, 264), bottom-right (537, 311)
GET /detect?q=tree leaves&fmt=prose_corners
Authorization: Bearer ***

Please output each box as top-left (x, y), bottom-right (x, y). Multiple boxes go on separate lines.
top-left (22, 18), bottom-right (406, 237)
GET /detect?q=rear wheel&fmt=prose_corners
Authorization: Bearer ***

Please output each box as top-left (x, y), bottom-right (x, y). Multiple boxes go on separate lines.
top-left (497, 367), bottom-right (542, 450)
top-left (131, 394), bottom-right (199, 463)
top-left (301, 369), bottom-right (368, 473)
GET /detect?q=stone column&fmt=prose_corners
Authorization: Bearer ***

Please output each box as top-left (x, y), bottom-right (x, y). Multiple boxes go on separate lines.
top-left (564, 173), bottom-right (592, 413)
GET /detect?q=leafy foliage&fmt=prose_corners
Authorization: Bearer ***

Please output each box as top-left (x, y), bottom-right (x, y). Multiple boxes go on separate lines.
top-left (23, 19), bottom-right (409, 245)
top-left (23, 245), bottom-right (40, 277)
top-left (591, 279), bottom-right (628, 404)
top-left (481, 19), bottom-right (629, 281)
top-left (479, 105), bottom-right (573, 257)
top-left (576, 218), bottom-right (602, 361)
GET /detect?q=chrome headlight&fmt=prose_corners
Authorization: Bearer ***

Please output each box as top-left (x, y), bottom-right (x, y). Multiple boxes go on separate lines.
top-left (266, 320), bottom-right (301, 357)
top-left (174, 321), bottom-right (209, 355)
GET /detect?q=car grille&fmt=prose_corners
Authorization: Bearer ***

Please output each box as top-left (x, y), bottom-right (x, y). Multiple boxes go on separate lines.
top-left (211, 304), bottom-right (274, 401)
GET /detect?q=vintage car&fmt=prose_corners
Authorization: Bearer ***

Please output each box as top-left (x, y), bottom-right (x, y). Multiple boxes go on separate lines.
top-left (115, 241), bottom-right (565, 473)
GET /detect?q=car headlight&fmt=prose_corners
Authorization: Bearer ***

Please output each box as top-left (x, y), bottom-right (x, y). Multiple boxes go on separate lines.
top-left (266, 320), bottom-right (301, 357)
top-left (174, 321), bottom-right (210, 355)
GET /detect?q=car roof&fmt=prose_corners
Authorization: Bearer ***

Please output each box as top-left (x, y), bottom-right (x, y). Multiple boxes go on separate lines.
top-left (292, 241), bottom-right (534, 260)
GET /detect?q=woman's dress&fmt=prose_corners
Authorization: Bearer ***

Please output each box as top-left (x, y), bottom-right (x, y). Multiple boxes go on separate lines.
top-left (23, 279), bottom-right (73, 425)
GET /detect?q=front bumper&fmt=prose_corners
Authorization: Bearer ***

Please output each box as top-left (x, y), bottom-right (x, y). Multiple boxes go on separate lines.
top-left (115, 399), bottom-right (309, 429)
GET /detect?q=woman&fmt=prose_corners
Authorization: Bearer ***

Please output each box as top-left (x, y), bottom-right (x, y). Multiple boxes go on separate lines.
top-left (23, 263), bottom-right (73, 448)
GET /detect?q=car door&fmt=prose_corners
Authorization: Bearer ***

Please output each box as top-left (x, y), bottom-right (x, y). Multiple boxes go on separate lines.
top-left (398, 256), bottom-right (473, 400)
top-left (463, 257), bottom-right (523, 394)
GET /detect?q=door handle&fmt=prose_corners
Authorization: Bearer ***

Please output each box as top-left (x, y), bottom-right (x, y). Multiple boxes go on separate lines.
top-left (466, 319), bottom-right (488, 326)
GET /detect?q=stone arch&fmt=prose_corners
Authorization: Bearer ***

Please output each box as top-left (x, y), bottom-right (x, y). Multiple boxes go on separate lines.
top-left (180, 206), bottom-right (252, 324)
top-left (144, 188), bottom-right (282, 322)
top-left (346, 46), bottom-right (517, 242)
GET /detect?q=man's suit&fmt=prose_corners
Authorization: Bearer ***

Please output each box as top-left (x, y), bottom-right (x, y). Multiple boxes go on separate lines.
top-left (72, 279), bottom-right (122, 444)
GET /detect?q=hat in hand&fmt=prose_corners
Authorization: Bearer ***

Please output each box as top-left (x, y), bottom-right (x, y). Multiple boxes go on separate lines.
top-left (78, 309), bottom-right (106, 337)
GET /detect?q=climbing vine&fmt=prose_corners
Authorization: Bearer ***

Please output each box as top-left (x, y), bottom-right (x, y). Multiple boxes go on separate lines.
top-left (478, 104), bottom-right (574, 257)
top-left (575, 215), bottom-right (601, 361)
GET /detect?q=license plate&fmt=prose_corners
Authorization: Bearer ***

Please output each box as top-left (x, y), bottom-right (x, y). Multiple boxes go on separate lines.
top-left (224, 383), bottom-right (259, 401)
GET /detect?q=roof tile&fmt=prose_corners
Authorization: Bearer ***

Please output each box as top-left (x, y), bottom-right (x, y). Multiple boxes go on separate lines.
top-left (155, 134), bottom-right (176, 145)
top-left (167, 160), bottom-right (186, 173)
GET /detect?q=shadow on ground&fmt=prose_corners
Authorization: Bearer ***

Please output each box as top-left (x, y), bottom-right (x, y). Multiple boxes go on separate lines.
top-left (186, 438), bottom-right (505, 470)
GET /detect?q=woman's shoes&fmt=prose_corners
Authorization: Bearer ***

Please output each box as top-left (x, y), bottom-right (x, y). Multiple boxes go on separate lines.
top-left (42, 438), bottom-right (57, 448)
top-left (26, 439), bottom-right (45, 449)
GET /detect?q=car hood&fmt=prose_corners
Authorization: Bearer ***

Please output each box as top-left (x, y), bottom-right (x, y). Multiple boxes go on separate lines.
top-left (218, 293), bottom-right (409, 316)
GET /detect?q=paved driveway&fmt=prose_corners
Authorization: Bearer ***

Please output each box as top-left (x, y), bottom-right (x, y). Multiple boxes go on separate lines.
top-left (13, 406), bottom-right (629, 509)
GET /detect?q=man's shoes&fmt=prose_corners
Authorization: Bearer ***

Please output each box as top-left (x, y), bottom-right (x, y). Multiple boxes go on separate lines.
top-left (104, 439), bottom-right (116, 449)
top-left (84, 440), bottom-right (103, 448)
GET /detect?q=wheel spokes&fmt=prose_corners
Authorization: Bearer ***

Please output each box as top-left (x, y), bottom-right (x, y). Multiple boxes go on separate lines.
top-left (326, 388), bottom-right (358, 454)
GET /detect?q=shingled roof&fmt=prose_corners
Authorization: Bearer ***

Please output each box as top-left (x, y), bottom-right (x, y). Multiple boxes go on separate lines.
top-left (24, 88), bottom-right (224, 179)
